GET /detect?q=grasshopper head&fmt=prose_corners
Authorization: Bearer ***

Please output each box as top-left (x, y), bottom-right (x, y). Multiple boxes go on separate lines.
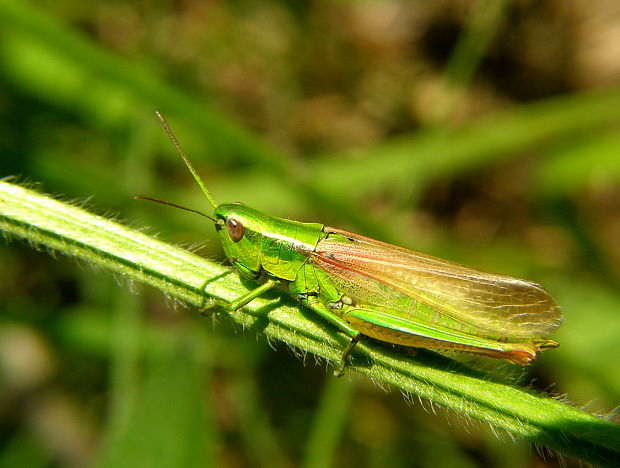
top-left (214, 202), bottom-right (270, 280)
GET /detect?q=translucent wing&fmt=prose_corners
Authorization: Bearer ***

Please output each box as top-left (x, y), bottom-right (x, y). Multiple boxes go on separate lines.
top-left (314, 227), bottom-right (563, 340)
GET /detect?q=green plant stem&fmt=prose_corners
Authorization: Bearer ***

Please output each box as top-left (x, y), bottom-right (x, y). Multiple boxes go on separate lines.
top-left (1, 180), bottom-right (618, 467)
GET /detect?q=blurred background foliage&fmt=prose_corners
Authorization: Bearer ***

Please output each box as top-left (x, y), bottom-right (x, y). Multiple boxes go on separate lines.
top-left (0, 0), bottom-right (619, 467)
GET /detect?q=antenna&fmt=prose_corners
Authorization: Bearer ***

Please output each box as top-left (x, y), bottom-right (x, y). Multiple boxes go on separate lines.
top-left (134, 196), bottom-right (216, 222)
top-left (155, 111), bottom-right (218, 209)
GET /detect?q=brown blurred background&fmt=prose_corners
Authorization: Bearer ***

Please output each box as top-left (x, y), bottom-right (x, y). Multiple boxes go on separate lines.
top-left (1, 1), bottom-right (619, 467)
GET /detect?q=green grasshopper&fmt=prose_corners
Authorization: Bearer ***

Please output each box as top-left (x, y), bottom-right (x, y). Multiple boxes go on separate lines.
top-left (142, 113), bottom-right (562, 376)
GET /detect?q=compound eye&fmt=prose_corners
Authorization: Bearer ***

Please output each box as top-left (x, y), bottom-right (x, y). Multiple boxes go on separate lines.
top-left (226, 217), bottom-right (245, 242)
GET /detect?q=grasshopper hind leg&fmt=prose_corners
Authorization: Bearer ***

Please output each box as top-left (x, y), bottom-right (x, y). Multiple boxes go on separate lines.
top-left (333, 334), bottom-right (361, 377)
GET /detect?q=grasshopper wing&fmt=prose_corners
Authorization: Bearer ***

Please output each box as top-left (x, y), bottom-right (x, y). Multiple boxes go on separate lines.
top-left (314, 227), bottom-right (562, 341)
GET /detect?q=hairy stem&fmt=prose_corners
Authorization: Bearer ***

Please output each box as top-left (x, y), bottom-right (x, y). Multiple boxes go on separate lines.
top-left (1, 180), bottom-right (618, 467)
